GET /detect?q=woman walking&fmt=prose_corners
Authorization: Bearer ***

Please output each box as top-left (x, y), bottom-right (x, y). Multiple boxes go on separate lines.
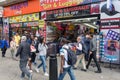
top-left (35, 37), bottom-right (49, 76)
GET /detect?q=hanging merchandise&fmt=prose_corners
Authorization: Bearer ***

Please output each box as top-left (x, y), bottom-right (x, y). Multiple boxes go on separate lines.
top-left (68, 24), bottom-right (74, 31)
top-left (36, 30), bottom-right (40, 37)
top-left (57, 23), bottom-right (64, 31)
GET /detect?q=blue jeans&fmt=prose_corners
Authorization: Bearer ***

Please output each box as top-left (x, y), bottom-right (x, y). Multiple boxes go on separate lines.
top-left (37, 56), bottom-right (46, 73)
top-left (58, 66), bottom-right (76, 80)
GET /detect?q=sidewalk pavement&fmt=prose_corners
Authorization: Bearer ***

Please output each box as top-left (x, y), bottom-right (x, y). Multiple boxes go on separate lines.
top-left (0, 49), bottom-right (120, 80)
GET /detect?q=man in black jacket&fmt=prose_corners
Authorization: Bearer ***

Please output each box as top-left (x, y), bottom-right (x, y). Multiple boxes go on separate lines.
top-left (86, 34), bottom-right (102, 73)
top-left (16, 36), bottom-right (32, 80)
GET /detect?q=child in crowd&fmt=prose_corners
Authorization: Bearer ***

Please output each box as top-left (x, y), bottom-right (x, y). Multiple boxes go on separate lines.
top-left (10, 37), bottom-right (16, 59)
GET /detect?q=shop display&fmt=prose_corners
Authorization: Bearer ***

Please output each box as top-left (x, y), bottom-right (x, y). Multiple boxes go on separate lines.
top-left (11, 23), bottom-right (22, 28)
top-left (46, 21), bottom-right (96, 43)
top-left (23, 22), bottom-right (39, 27)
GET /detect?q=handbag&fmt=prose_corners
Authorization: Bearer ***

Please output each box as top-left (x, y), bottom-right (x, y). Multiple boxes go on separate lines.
top-left (30, 45), bottom-right (36, 52)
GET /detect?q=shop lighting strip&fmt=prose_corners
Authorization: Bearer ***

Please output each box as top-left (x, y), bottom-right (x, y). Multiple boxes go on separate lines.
top-left (83, 23), bottom-right (97, 29)
top-left (0, 0), bottom-right (6, 2)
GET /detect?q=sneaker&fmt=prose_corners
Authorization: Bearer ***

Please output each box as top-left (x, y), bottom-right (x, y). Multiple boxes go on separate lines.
top-left (44, 72), bottom-right (49, 76)
top-left (35, 68), bottom-right (39, 73)
top-left (95, 70), bottom-right (102, 73)
top-left (72, 66), bottom-right (77, 70)
top-left (29, 70), bottom-right (33, 73)
top-left (86, 65), bottom-right (89, 69)
top-left (81, 69), bottom-right (87, 72)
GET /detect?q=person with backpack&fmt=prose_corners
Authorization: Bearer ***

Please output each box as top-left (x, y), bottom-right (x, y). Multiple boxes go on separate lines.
top-left (73, 36), bottom-right (87, 72)
top-left (58, 38), bottom-right (76, 80)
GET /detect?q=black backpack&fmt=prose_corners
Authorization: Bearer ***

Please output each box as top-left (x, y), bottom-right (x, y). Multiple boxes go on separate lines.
top-left (63, 48), bottom-right (77, 66)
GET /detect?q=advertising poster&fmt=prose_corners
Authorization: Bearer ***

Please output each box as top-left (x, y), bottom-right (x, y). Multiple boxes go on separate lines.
top-left (91, 3), bottom-right (100, 14)
top-left (100, 0), bottom-right (120, 64)
top-left (100, 0), bottom-right (120, 19)
top-left (100, 29), bottom-right (120, 64)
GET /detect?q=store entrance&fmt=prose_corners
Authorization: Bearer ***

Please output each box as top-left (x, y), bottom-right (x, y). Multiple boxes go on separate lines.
top-left (9, 26), bottom-right (38, 38)
top-left (46, 16), bottom-right (100, 43)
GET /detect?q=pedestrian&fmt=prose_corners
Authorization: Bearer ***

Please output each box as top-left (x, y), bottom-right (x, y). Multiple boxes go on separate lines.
top-left (35, 37), bottom-right (49, 76)
top-left (84, 34), bottom-right (91, 61)
top-left (28, 41), bottom-right (36, 73)
top-left (14, 33), bottom-right (21, 48)
top-left (15, 36), bottom-right (32, 80)
top-left (1, 38), bottom-right (9, 57)
top-left (10, 37), bottom-right (16, 59)
top-left (86, 34), bottom-right (102, 73)
top-left (73, 36), bottom-right (87, 72)
top-left (58, 38), bottom-right (76, 80)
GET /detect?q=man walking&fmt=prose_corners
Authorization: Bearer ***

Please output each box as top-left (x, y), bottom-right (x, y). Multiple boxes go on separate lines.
top-left (74, 36), bottom-right (87, 72)
top-left (58, 38), bottom-right (76, 80)
top-left (86, 34), bottom-right (102, 73)
top-left (16, 36), bottom-right (32, 80)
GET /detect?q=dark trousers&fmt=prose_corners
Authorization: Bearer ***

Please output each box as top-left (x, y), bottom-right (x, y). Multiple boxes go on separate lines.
top-left (2, 48), bottom-right (7, 57)
top-left (85, 50), bottom-right (89, 61)
top-left (86, 50), bottom-right (101, 71)
top-left (19, 60), bottom-right (30, 78)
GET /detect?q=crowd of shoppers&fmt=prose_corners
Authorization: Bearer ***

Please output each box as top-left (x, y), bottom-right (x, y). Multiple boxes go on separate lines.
top-left (0, 32), bottom-right (102, 80)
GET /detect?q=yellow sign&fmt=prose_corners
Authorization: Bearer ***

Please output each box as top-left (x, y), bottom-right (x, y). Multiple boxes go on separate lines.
top-left (39, 20), bottom-right (45, 28)
top-left (9, 13), bottom-right (39, 23)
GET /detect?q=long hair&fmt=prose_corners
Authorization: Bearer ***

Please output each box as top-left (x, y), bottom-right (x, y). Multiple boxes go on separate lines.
top-left (38, 36), bottom-right (44, 44)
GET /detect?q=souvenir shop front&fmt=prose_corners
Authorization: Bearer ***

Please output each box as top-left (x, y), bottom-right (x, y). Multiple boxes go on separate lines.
top-left (44, 4), bottom-right (100, 43)
top-left (3, 0), bottom-right (41, 38)
top-left (9, 13), bottom-right (39, 37)
top-left (42, 0), bottom-right (120, 65)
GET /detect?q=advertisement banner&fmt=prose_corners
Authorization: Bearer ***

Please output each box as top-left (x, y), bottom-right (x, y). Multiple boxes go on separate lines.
top-left (100, 0), bottom-right (120, 19)
top-left (40, 0), bottom-right (103, 11)
top-left (4, 0), bottom-right (40, 17)
top-left (9, 13), bottom-right (39, 23)
top-left (46, 5), bottom-right (91, 20)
